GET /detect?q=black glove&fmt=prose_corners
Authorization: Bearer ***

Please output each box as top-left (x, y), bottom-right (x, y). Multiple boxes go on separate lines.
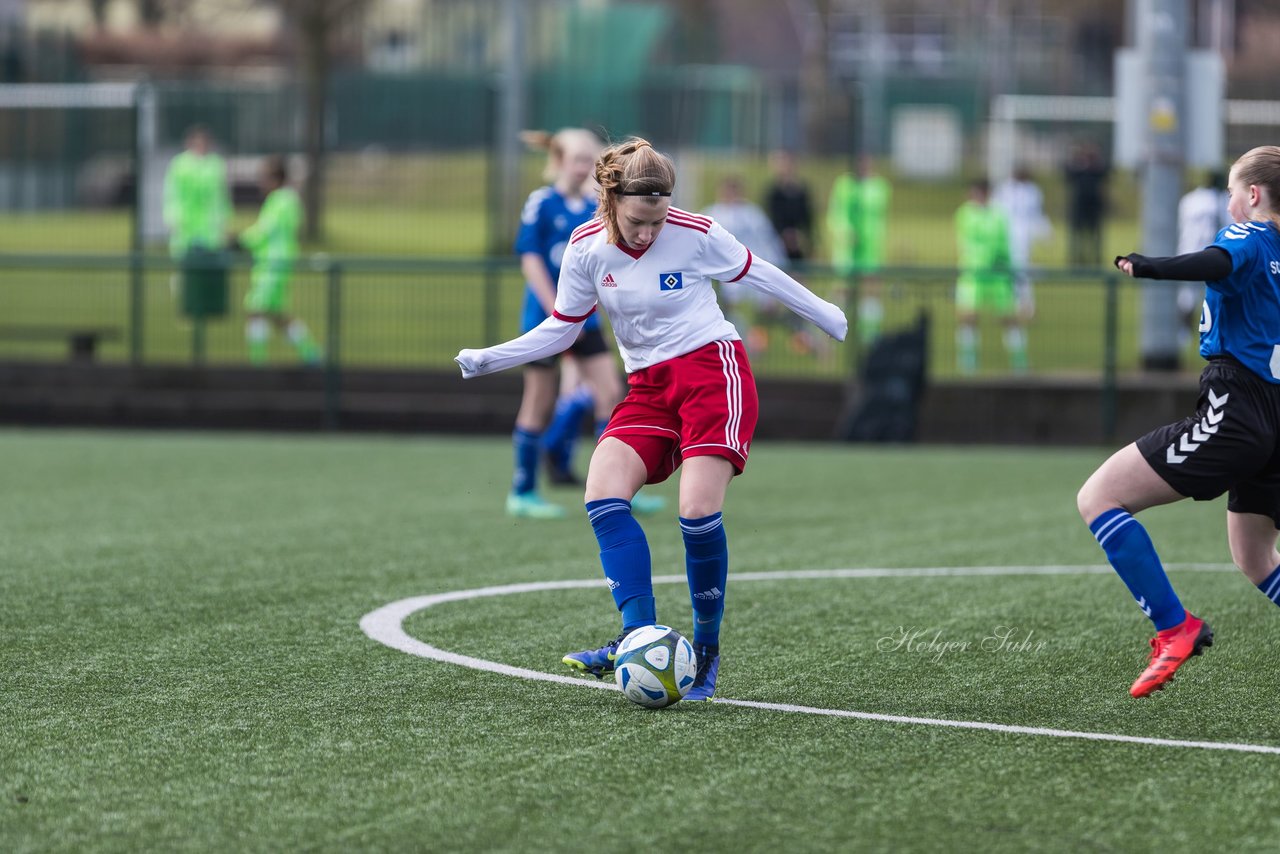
top-left (1116, 249), bottom-right (1231, 281)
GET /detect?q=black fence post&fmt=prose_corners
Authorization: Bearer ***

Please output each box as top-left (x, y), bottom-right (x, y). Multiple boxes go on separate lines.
top-left (847, 267), bottom-right (862, 377)
top-left (1102, 272), bottom-right (1119, 441)
top-left (129, 251), bottom-right (145, 365)
top-left (483, 257), bottom-right (500, 346)
top-left (324, 260), bottom-right (343, 431)
top-left (129, 89), bottom-right (145, 366)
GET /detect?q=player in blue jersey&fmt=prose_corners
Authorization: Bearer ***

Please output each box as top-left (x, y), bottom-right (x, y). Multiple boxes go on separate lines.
top-left (1078, 145), bottom-right (1280, 697)
top-left (508, 129), bottom-right (664, 519)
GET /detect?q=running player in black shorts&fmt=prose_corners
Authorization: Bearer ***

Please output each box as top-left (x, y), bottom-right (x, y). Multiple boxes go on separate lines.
top-left (1078, 145), bottom-right (1280, 697)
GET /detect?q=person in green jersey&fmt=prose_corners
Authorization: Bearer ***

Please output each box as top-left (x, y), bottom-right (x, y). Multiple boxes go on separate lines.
top-left (164, 126), bottom-right (231, 306)
top-left (828, 153), bottom-right (891, 344)
top-left (235, 155), bottom-right (320, 365)
top-left (163, 126), bottom-right (230, 259)
top-left (955, 178), bottom-right (1025, 374)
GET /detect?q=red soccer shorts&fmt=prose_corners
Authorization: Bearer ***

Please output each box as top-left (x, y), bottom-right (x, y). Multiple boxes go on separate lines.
top-left (599, 339), bottom-right (759, 484)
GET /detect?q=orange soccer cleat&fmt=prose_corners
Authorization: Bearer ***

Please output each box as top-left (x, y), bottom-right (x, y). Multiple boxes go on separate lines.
top-left (1129, 613), bottom-right (1214, 698)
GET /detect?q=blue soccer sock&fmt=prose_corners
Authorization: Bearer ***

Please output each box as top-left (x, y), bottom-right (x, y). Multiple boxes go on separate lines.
top-left (1257, 565), bottom-right (1280, 609)
top-left (681, 512), bottom-right (727, 646)
top-left (1090, 508), bottom-right (1186, 631)
top-left (511, 427), bottom-right (541, 495)
top-left (586, 499), bottom-right (654, 631)
top-left (542, 388), bottom-right (593, 472)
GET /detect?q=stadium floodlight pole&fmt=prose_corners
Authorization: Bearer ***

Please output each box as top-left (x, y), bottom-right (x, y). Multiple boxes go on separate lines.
top-left (1136, 0), bottom-right (1188, 371)
top-left (494, 0), bottom-right (528, 255)
top-left (859, 0), bottom-right (887, 159)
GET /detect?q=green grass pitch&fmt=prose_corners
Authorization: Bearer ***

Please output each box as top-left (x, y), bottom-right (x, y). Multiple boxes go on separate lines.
top-left (3, 429), bottom-right (1278, 852)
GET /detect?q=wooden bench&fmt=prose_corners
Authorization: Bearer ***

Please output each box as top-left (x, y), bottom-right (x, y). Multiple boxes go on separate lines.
top-left (0, 325), bottom-right (123, 361)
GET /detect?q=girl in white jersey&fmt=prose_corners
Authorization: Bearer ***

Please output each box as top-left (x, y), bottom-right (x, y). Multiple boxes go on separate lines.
top-left (456, 138), bottom-right (847, 700)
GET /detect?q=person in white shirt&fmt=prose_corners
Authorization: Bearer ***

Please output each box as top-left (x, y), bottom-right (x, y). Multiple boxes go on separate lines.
top-left (701, 174), bottom-right (788, 352)
top-left (993, 167), bottom-right (1051, 320)
top-left (456, 137), bottom-right (847, 701)
top-left (1176, 171), bottom-right (1232, 344)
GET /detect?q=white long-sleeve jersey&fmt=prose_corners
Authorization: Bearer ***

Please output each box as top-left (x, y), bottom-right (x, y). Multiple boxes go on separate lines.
top-left (456, 207), bottom-right (846, 378)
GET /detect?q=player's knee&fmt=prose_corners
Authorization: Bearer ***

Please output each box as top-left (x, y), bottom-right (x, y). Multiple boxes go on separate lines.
top-left (1229, 542), bottom-right (1273, 580)
top-left (678, 496), bottom-right (722, 520)
top-left (678, 501), bottom-right (710, 520)
top-left (1076, 479), bottom-right (1110, 524)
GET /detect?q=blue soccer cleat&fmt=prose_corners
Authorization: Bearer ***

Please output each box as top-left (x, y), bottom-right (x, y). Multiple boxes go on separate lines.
top-left (684, 642), bottom-right (719, 701)
top-left (562, 631), bottom-right (627, 679)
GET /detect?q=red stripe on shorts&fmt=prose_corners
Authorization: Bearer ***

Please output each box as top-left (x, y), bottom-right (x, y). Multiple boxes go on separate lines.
top-left (716, 339), bottom-right (744, 453)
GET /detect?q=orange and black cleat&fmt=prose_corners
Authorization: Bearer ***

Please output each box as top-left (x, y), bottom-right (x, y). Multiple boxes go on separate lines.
top-left (1130, 613), bottom-right (1214, 698)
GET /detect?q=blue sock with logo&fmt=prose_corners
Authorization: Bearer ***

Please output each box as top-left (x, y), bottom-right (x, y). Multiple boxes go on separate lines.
top-left (681, 513), bottom-right (727, 646)
top-left (511, 427), bottom-right (540, 495)
top-left (1257, 565), bottom-right (1280, 609)
top-left (542, 388), bottom-right (593, 473)
top-left (1089, 508), bottom-right (1186, 630)
top-left (586, 499), bottom-right (654, 631)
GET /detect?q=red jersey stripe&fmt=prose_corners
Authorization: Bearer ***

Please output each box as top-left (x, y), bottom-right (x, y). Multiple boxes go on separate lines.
top-left (570, 222), bottom-right (605, 244)
top-left (553, 306), bottom-right (597, 323)
top-left (664, 216), bottom-right (709, 234)
top-left (727, 249), bottom-right (753, 283)
top-left (667, 211), bottom-right (712, 227)
top-left (669, 207), bottom-right (711, 226)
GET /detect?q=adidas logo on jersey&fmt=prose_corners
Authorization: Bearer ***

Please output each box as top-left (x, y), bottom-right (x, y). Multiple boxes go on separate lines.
top-left (601, 273), bottom-right (617, 287)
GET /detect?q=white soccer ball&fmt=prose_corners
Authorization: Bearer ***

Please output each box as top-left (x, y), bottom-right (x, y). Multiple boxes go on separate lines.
top-left (613, 625), bottom-right (698, 709)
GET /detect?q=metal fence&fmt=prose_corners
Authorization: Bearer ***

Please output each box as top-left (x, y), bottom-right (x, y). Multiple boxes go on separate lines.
top-left (0, 252), bottom-right (1177, 383)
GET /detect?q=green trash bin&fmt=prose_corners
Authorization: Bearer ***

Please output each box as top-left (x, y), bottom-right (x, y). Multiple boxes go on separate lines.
top-left (180, 246), bottom-right (229, 319)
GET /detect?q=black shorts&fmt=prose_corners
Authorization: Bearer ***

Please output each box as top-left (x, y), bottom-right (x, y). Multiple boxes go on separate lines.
top-left (528, 327), bottom-right (609, 370)
top-left (1137, 356), bottom-right (1280, 526)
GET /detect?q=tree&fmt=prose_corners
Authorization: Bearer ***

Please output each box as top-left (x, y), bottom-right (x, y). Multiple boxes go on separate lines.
top-left (783, 0), bottom-right (843, 154)
top-left (88, 0), bottom-right (110, 29)
top-left (277, 0), bottom-right (368, 243)
top-left (132, 0), bottom-right (196, 28)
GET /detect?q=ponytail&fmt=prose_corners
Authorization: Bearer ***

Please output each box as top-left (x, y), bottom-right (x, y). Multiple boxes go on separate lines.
top-left (594, 137), bottom-right (676, 244)
top-left (521, 128), bottom-right (602, 185)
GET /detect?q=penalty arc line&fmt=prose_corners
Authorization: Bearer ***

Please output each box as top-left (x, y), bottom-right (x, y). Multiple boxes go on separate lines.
top-left (358, 564), bottom-right (1280, 757)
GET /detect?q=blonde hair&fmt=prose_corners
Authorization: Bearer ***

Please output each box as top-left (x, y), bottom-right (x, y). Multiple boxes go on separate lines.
top-left (520, 128), bottom-right (602, 184)
top-left (1233, 146), bottom-right (1280, 224)
top-left (593, 137), bottom-right (676, 244)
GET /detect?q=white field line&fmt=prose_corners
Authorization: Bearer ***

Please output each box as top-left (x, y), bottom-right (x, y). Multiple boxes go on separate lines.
top-left (359, 564), bottom-right (1280, 756)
